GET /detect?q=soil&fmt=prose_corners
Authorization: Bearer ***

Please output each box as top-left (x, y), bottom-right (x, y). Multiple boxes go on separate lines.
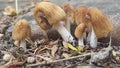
top-left (0, 0), bottom-right (120, 68)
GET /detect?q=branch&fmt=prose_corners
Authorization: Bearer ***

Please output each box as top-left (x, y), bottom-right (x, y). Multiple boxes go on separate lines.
top-left (26, 53), bottom-right (95, 67)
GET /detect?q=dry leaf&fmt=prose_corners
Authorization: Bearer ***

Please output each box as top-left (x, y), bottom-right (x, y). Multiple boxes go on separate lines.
top-left (62, 41), bottom-right (78, 51)
top-left (62, 53), bottom-right (70, 59)
top-left (112, 50), bottom-right (116, 56)
top-left (34, 46), bottom-right (48, 55)
top-left (49, 40), bottom-right (58, 46)
top-left (62, 41), bottom-right (68, 49)
top-left (76, 46), bottom-right (84, 53)
top-left (51, 44), bottom-right (58, 57)
top-left (36, 55), bottom-right (53, 62)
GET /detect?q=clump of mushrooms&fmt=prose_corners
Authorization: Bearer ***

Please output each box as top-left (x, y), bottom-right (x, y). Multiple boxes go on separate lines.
top-left (74, 6), bottom-right (91, 46)
top-left (88, 7), bottom-right (112, 48)
top-left (74, 6), bottom-right (112, 48)
top-left (34, 2), bottom-right (75, 44)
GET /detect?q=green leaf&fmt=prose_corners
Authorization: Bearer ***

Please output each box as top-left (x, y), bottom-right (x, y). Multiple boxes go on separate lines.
top-left (63, 41), bottom-right (78, 51)
top-left (76, 46), bottom-right (84, 52)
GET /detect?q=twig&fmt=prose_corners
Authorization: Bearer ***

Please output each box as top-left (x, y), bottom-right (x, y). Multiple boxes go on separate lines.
top-left (15, 0), bottom-right (18, 15)
top-left (8, 62), bottom-right (25, 68)
top-left (26, 53), bottom-right (95, 67)
top-left (36, 55), bottom-right (52, 61)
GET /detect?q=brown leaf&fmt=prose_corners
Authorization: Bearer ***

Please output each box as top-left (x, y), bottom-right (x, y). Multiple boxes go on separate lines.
top-left (36, 55), bottom-right (53, 62)
top-left (51, 44), bottom-right (58, 57)
top-left (34, 46), bottom-right (47, 55)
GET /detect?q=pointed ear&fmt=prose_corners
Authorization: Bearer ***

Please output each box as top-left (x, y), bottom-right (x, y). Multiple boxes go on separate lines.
top-left (88, 7), bottom-right (112, 38)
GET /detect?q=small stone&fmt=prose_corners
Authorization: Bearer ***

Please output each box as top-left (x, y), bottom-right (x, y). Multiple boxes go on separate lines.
top-left (27, 57), bottom-right (36, 63)
top-left (3, 54), bottom-right (11, 61)
top-left (112, 50), bottom-right (116, 56)
top-left (0, 34), bottom-right (4, 40)
top-left (0, 24), bottom-right (8, 33)
top-left (14, 41), bottom-right (19, 46)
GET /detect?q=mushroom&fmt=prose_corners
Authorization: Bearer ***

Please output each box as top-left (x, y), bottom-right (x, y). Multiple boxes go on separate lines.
top-left (74, 5), bottom-right (88, 25)
top-left (34, 2), bottom-right (75, 44)
top-left (3, 6), bottom-right (16, 16)
top-left (15, 0), bottom-right (19, 14)
top-left (0, 33), bottom-right (4, 40)
top-left (74, 23), bottom-right (86, 46)
top-left (74, 5), bottom-right (92, 46)
top-left (88, 7), bottom-right (112, 48)
top-left (12, 19), bottom-right (31, 51)
top-left (62, 4), bottom-right (75, 32)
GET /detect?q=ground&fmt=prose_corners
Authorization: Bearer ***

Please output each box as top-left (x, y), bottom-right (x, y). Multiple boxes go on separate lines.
top-left (0, 0), bottom-right (120, 68)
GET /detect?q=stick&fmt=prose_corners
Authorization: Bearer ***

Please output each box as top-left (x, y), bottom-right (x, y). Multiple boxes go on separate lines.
top-left (26, 53), bottom-right (95, 67)
top-left (15, 0), bottom-right (18, 15)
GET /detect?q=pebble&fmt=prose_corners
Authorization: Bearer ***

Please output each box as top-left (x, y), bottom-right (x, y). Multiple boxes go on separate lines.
top-left (0, 34), bottom-right (4, 40)
top-left (27, 57), bottom-right (36, 63)
top-left (3, 54), bottom-right (11, 61)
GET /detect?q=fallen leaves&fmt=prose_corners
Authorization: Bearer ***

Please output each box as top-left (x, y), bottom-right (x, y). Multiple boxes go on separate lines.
top-left (62, 41), bottom-right (85, 56)
top-left (51, 44), bottom-right (58, 57)
top-left (0, 1), bottom-right (119, 68)
top-left (62, 53), bottom-right (70, 59)
top-left (0, 54), bottom-right (25, 68)
top-left (63, 41), bottom-right (78, 51)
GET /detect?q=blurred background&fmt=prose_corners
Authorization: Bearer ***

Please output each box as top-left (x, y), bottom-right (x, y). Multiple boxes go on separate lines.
top-left (0, 0), bottom-right (119, 15)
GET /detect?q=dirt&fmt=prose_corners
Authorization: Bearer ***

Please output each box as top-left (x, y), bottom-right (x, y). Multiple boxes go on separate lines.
top-left (0, 0), bottom-right (120, 68)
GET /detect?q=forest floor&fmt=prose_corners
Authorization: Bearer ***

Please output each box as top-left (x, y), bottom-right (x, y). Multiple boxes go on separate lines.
top-left (0, 0), bottom-right (120, 68)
